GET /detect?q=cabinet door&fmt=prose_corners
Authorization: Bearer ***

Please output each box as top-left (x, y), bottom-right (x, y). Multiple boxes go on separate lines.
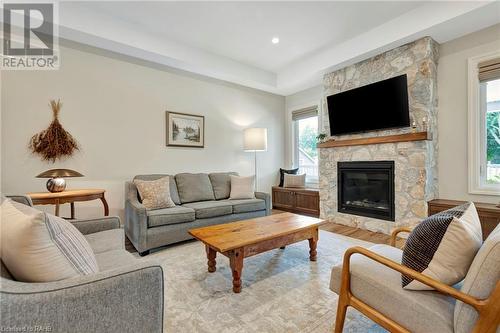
top-left (295, 191), bottom-right (320, 217)
top-left (272, 189), bottom-right (295, 210)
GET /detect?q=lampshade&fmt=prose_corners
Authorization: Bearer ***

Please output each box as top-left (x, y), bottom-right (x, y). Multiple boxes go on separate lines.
top-left (243, 128), bottom-right (267, 151)
top-left (36, 169), bottom-right (84, 178)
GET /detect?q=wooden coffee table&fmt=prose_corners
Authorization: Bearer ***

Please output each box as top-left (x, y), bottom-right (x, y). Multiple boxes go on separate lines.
top-left (188, 212), bottom-right (325, 293)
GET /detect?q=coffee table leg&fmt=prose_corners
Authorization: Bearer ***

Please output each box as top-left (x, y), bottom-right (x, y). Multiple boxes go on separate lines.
top-left (206, 245), bottom-right (217, 273)
top-left (229, 248), bottom-right (244, 293)
top-left (308, 237), bottom-right (318, 261)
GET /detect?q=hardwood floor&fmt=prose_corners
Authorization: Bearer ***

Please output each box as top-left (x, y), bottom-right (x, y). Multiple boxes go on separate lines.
top-left (273, 209), bottom-right (406, 247)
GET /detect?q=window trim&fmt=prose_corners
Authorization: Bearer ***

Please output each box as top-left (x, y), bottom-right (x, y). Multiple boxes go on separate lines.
top-left (468, 51), bottom-right (500, 196)
top-left (292, 109), bottom-right (319, 187)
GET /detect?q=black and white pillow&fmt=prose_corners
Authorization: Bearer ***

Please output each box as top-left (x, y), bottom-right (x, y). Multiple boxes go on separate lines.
top-left (279, 168), bottom-right (299, 187)
top-left (401, 202), bottom-right (482, 290)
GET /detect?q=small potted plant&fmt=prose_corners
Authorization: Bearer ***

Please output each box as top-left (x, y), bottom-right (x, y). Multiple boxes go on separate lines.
top-left (316, 133), bottom-right (328, 143)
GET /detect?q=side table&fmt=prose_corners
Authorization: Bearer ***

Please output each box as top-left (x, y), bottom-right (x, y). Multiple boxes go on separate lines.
top-left (27, 189), bottom-right (109, 219)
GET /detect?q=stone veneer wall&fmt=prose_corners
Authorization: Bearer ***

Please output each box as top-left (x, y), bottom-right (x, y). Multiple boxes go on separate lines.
top-left (319, 37), bottom-right (439, 234)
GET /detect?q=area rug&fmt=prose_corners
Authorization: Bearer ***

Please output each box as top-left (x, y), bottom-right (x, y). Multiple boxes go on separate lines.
top-left (133, 230), bottom-right (387, 333)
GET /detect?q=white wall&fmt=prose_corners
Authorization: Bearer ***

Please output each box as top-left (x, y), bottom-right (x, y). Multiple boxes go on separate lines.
top-left (438, 24), bottom-right (500, 204)
top-left (284, 85), bottom-right (323, 168)
top-left (1, 42), bottom-right (285, 219)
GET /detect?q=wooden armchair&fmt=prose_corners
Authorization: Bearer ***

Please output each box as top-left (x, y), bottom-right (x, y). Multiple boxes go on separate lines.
top-left (330, 226), bottom-right (500, 333)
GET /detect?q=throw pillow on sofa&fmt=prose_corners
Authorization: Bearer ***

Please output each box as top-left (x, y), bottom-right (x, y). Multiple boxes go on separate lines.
top-left (0, 199), bottom-right (99, 282)
top-left (229, 175), bottom-right (255, 199)
top-left (401, 202), bottom-right (482, 290)
top-left (175, 173), bottom-right (216, 203)
top-left (134, 176), bottom-right (176, 210)
top-left (279, 168), bottom-right (299, 187)
top-left (283, 174), bottom-right (306, 188)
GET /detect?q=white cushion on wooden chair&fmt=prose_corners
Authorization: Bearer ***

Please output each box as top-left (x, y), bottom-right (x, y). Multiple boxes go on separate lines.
top-left (330, 244), bottom-right (455, 333)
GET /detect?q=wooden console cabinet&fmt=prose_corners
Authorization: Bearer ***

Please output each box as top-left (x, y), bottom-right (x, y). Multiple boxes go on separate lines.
top-left (272, 186), bottom-right (320, 217)
top-left (428, 199), bottom-right (500, 240)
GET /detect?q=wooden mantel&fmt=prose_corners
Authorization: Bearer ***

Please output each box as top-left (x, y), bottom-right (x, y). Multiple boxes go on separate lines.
top-left (317, 131), bottom-right (430, 148)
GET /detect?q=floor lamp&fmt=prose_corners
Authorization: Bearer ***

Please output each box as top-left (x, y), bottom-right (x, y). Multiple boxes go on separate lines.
top-left (243, 128), bottom-right (268, 191)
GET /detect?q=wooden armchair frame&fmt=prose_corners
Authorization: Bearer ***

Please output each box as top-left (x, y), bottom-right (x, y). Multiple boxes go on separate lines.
top-left (334, 228), bottom-right (500, 333)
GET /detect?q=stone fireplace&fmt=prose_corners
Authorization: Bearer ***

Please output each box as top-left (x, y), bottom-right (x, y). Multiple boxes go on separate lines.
top-left (319, 37), bottom-right (439, 234)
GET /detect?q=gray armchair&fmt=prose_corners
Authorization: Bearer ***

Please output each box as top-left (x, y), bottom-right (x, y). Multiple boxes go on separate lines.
top-left (1, 195), bottom-right (164, 333)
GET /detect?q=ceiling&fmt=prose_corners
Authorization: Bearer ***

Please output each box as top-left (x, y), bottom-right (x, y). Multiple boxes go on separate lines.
top-left (84, 1), bottom-right (423, 72)
top-left (27, 1), bottom-right (500, 95)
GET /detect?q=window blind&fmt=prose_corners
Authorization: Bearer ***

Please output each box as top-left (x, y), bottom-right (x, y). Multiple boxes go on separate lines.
top-left (292, 106), bottom-right (318, 121)
top-left (479, 58), bottom-right (500, 82)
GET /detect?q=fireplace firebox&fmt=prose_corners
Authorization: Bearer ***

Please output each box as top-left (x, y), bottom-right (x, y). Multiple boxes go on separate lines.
top-left (338, 161), bottom-right (395, 221)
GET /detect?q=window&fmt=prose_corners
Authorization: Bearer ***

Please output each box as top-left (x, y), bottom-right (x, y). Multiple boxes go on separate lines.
top-left (484, 79), bottom-right (500, 186)
top-left (292, 106), bottom-right (319, 185)
top-left (468, 53), bottom-right (500, 195)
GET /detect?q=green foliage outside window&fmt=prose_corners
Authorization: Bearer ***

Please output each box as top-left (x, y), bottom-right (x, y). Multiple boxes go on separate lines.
top-left (487, 111), bottom-right (500, 164)
top-left (299, 124), bottom-right (318, 159)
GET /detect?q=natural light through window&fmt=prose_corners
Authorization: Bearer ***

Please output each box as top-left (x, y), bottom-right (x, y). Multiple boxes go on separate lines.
top-left (296, 116), bottom-right (319, 184)
top-left (485, 78), bottom-right (500, 185)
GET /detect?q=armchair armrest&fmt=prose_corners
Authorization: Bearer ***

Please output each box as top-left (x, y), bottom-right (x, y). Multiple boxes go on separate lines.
top-left (340, 246), bottom-right (500, 333)
top-left (124, 181), bottom-right (149, 253)
top-left (71, 216), bottom-right (121, 235)
top-left (4, 195), bottom-right (33, 207)
top-left (255, 191), bottom-right (271, 215)
top-left (1, 261), bottom-right (164, 332)
top-left (390, 227), bottom-right (412, 247)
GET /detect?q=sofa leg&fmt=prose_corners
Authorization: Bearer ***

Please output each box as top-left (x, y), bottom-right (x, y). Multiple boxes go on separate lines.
top-left (139, 250), bottom-right (150, 257)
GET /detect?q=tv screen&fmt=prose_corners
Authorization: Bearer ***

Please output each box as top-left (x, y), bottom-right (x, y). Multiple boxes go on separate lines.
top-left (327, 74), bottom-right (410, 136)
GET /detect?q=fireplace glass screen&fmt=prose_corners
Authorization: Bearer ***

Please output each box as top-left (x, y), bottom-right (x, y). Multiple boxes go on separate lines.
top-left (338, 161), bottom-right (395, 221)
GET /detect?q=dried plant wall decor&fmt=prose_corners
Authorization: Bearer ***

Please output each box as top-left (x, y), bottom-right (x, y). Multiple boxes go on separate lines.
top-left (29, 99), bottom-right (80, 162)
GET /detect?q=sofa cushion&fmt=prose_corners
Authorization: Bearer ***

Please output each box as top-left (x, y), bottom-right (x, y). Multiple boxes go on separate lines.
top-left (330, 244), bottom-right (455, 333)
top-left (95, 249), bottom-right (136, 271)
top-left (454, 223), bottom-right (500, 333)
top-left (175, 173), bottom-right (215, 203)
top-left (134, 174), bottom-right (181, 205)
top-left (84, 229), bottom-right (124, 254)
top-left (182, 201), bottom-right (233, 219)
top-left (146, 206), bottom-right (195, 228)
top-left (209, 172), bottom-right (238, 200)
top-left (0, 200), bottom-right (99, 282)
top-left (221, 199), bottom-right (266, 214)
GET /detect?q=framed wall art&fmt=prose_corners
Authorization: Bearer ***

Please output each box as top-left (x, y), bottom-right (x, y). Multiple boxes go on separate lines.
top-left (166, 111), bottom-right (205, 148)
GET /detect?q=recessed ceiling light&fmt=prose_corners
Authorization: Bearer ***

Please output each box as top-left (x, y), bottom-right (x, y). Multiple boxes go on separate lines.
top-left (271, 37), bottom-right (280, 44)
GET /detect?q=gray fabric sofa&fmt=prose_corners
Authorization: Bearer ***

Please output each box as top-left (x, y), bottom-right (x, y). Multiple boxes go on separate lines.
top-left (125, 172), bottom-right (271, 255)
top-left (1, 196), bottom-right (164, 333)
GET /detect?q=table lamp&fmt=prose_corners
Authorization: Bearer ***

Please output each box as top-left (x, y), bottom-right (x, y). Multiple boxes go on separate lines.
top-left (36, 169), bottom-right (84, 193)
top-left (243, 128), bottom-right (268, 191)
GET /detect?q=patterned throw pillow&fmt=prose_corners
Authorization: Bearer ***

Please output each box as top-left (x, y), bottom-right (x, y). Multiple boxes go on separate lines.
top-left (134, 176), bottom-right (176, 210)
top-left (0, 199), bottom-right (99, 282)
top-left (279, 168), bottom-right (299, 187)
top-left (283, 174), bottom-right (306, 188)
top-left (401, 202), bottom-right (482, 290)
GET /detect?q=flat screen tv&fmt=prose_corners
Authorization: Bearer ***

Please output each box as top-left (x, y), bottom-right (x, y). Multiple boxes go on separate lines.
top-left (327, 74), bottom-right (410, 136)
